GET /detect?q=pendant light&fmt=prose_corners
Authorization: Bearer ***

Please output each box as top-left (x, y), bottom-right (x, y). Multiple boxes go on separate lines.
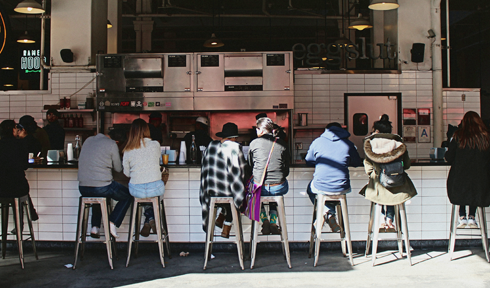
top-left (17, 30), bottom-right (35, 43)
top-left (14, 0), bottom-right (45, 14)
top-left (348, 14), bottom-right (373, 31)
top-left (368, 0), bottom-right (400, 11)
top-left (203, 33), bottom-right (224, 48)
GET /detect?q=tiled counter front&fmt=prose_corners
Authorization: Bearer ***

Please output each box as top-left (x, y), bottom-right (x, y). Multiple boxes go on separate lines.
top-left (21, 166), bottom-right (490, 243)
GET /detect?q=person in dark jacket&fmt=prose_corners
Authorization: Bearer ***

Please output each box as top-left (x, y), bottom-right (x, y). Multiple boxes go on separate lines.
top-left (248, 117), bottom-right (290, 235)
top-left (43, 109), bottom-right (65, 150)
top-left (445, 111), bottom-right (490, 228)
top-left (184, 116), bottom-right (213, 164)
top-left (305, 122), bottom-right (362, 231)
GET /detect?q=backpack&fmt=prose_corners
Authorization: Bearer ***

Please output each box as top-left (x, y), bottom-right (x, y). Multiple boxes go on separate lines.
top-left (379, 158), bottom-right (405, 188)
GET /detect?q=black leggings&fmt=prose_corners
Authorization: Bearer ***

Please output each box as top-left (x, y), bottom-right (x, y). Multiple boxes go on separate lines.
top-left (459, 205), bottom-right (477, 218)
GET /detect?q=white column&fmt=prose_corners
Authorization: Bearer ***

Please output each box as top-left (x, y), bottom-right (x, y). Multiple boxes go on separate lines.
top-left (431, 0), bottom-right (443, 147)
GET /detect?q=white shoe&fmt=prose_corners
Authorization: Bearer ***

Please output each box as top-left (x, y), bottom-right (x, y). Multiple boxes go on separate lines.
top-left (90, 226), bottom-right (100, 238)
top-left (457, 217), bottom-right (467, 229)
top-left (109, 222), bottom-right (119, 238)
top-left (467, 217), bottom-right (478, 229)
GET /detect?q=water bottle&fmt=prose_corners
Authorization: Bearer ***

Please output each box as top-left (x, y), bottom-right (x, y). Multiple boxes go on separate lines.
top-left (74, 135), bottom-right (81, 160)
top-left (190, 134), bottom-right (197, 164)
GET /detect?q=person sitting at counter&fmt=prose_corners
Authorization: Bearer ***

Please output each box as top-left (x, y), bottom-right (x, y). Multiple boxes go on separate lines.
top-left (123, 119), bottom-right (165, 237)
top-left (200, 122), bottom-right (250, 238)
top-left (43, 109), bottom-right (65, 150)
top-left (16, 116), bottom-right (42, 157)
top-left (184, 116), bottom-right (212, 164)
top-left (305, 122), bottom-right (362, 232)
top-left (19, 115), bottom-right (50, 158)
top-left (78, 130), bottom-right (133, 238)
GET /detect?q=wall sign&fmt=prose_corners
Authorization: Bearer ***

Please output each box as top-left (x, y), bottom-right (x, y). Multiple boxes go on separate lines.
top-left (418, 126), bottom-right (431, 143)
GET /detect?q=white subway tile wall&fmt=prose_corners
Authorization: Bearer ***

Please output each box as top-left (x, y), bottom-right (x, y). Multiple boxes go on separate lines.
top-left (6, 166), bottom-right (488, 242)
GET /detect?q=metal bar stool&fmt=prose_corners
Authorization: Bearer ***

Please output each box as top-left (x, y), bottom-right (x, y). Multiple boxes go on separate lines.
top-left (308, 194), bottom-right (354, 266)
top-left (365, 202), bottom-right (411, 266)
top-left (126, 196), bottom-right (171, 268)
top-left (448, 205), bottom-right (489, 262)
top-left (73, 196), bottom-right (117, 269)
top-left (0, 195), bottom-right (38, 269)
top-left (249, 195), bottom-right (291, 269)
top-left (203, 197), bottom-right (245, 270)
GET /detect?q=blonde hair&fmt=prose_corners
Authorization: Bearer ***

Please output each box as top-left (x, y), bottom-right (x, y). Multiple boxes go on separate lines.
top-left (123, 118), bottom-right (151, 152)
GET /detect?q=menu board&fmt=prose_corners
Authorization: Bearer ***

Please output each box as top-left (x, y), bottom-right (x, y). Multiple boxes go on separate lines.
top-left (201, 55), bottom-right (219, 67)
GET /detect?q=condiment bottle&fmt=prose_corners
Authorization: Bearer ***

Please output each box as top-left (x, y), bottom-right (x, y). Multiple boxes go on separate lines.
top-left (68, 114), bottom-right (74, 128)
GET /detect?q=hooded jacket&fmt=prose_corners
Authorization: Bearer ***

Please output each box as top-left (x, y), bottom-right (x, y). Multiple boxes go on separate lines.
top-left (305, 126), bottom-right (362, 193)
top-left (359, 133), bottom-right (417, 205)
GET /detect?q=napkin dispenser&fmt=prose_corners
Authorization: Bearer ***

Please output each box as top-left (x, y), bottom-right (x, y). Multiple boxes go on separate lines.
top-left (47, 150), bottom-right (60, 162)
top-left (430, 147), bottom-right (447, 160)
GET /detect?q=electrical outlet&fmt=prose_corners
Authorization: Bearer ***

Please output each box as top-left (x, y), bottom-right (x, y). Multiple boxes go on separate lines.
top-left (295, 142), bottom-right (303, 150)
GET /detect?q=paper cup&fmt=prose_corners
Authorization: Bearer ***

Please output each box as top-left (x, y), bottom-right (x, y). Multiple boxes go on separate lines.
top-left (162, 154), bottom-right (169, 165)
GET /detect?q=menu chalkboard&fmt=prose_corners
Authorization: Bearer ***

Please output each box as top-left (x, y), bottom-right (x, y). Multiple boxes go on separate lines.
top-left (201, 55), bottom-right (219, 67)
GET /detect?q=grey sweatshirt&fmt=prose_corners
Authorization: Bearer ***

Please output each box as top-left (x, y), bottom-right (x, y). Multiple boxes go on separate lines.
top-left (123, 138), bottom-right (162, 184)
top-left (78, 134), bottom-right (122, 187)
top-left (248, 133), bottom-right (290, 185)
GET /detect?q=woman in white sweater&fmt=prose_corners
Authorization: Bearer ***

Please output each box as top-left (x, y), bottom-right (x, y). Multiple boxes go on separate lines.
top-left (123, 119), bottom-right (165, 236)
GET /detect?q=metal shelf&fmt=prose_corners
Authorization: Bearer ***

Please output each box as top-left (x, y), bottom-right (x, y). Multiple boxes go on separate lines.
top-left (293, 125), bottom-right (326, 130)
top-left (42, 109), bottom-right (94, 113)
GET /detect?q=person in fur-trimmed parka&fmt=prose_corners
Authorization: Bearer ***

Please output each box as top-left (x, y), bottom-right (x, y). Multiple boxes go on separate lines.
top-left (359, 133), bottom-right (417, 206)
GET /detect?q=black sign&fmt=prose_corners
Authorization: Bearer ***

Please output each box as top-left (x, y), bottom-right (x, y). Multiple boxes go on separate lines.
top-left (201, 55), bottom-right (219, 67)
top-left (103, 56), bottom-right (122, 68)
top-left (168, 55), bottom-right (186, 67)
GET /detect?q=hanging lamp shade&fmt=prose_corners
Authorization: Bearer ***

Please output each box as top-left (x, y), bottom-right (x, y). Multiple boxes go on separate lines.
top-left (348, 14), bottom-right (373, 31)
top-left (369, 0), bottom-right (399, 10)
top-left (14, 0), bottom-right (45, 14)
top-left (334, 37), bottom-right (352, 47)
top-left (107, 20), bottom-right (113, 29)
top-left (4, 84), bottom-right (14, 87)
top-left (203, 33), bottom-right (224, 48)
top-left (17, 31), bottom-right (35, 43)
top-left (1, 65), bottom-right (14, 70)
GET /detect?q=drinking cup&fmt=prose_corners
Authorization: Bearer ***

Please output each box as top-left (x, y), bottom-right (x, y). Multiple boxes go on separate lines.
top-left (162, 154), bottom-right (169, 165)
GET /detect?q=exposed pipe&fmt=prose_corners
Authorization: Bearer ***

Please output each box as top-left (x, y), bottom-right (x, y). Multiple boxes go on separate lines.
top-left (432, 0), bottom-right (443, 147)
top-left (446, 0), bottom-right (450, 87)
top-left (122, 13), bottom-right (346, 20)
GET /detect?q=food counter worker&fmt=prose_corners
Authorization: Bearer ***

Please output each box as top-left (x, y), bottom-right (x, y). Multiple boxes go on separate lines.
top-left (43, 109), bottom-right (65, 150)
top-left (183, 117), bottom-right (213, 164)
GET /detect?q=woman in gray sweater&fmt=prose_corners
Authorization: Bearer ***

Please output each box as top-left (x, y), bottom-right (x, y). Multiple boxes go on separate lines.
top-left (123, 119), bottom-right (165, 236)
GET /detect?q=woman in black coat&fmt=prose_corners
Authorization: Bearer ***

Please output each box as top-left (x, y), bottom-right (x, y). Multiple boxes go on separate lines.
top-left (445, 111), bottom-right (490, 228)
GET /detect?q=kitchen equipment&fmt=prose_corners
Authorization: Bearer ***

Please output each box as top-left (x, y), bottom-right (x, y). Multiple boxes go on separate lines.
top-left (47, 150), bottom-right (60, 162)
top-left (430, 147), bottom-right (447, 160)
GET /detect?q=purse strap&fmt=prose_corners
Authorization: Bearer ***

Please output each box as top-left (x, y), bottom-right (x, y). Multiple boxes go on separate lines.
top-left (259, 138), bottom-right (277, 185)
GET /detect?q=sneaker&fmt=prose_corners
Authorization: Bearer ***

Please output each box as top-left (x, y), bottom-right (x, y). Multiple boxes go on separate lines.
top-left (467, 217), bottom-right (478, 229)
top-left (109, 222), bottom-right (119, 238)
top-left (140, 223), bottom-right (151, 237)
top-left (270, 223), bottom-right (281, 235)
top-left (149, 219), bottom-right (157, 234)
top-left (457, 217), bottom-right (467, 229)
top-left (326, 214), bottom-right (341, 233)
top-left (221, 223), bottom-right (232, 238)
top-left (215, 213), bottom-right (225, 229)
top-left (90, 226), bottom-right (100, 238)
top-left (261, 219), bottom-right (271, 235)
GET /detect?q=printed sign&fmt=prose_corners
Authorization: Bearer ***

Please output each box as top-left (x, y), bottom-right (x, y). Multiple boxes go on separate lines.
top-left (418, 126), bottom-right (431, 143)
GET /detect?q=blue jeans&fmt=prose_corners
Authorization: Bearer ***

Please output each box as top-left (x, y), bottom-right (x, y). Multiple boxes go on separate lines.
top-left (79, 181), bottom-right (133, 228)
top-left (257, 179), bottom-right (289, 213)
top-left (382, 206), bottom-right (395, 221)
top-left (129, 180), bottom-right (165, 223)
top-left (306, 181), bottom-right (340, 216)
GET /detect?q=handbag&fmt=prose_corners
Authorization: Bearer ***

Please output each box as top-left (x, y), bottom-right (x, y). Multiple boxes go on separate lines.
top-left (244, 138), bottom-right (277, 222)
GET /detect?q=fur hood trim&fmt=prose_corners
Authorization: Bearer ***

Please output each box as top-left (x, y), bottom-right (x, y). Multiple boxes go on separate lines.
top-left (364, 136), bottom-right (406, 164)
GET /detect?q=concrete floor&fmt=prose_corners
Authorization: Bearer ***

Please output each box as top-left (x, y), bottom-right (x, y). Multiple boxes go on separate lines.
top-left (1, 243), bottom-right (489, 288)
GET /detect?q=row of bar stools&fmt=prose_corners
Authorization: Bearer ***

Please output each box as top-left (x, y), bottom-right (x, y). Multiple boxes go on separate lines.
top-left (73, 196), bottom-right (117, 269)
top-left (308, 194), bottom-right (353, 266)
top-left (365, 202), bottom-right (411, 266)
top-left (203, 197), bottom-right (245, 270)
top-left (448, 205), bottom-right (489, 262)
top-left (0, 195), bottom-right (38, 269)
top-left (126, 196), bottom-right (171, 268)
top-left (249, 195), bottom-right (291, 269)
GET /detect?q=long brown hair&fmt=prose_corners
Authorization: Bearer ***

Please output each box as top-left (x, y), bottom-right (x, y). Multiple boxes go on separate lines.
top-left (123, 119), bottom-right (151, 152)
top-left (453, 111), bottom-right (490, 151)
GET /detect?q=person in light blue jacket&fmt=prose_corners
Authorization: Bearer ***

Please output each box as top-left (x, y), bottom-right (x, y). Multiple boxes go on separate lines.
top-left (305, 122), bottom-right (362, 231)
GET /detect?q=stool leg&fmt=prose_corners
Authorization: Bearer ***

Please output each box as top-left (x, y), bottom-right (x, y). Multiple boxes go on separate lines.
top-left (249, 218), bottom-right (258, 268)
top-left (100, 201), bottom-right (113, 269)
top-left (160, 199), bottom-right (172, 258)
top-left (399, 203), bottom-right (412, 266)
top-left (314, 195), bottom-right (325, 267)
top-left (80, 204), bottom-right (90, 260)
top-left (448, 205), bottom-right (458, 261)
top-left (277, 197), bottom-right (291, 268)
top-left (394, 205), bottom-right (403, 258)
top-left (231, 204), bottom-right (245, 270)
top-left (24, 199), bottom-right (38, 260)
top-left (365, 202), bottom-right (375, 257)
top-left (340, 197), bottom-right (354, 266)
top-left (337, 203), bottom-right (346, 257)
top-left (371, 203), bottom-right (382, 266)
top-left (107, 200), bottom-right (117, 260)
top-left (477, 207), bottom-right (490, 263)
top-left (73, 198), bottom-right (85, 269)
top-left (152, 198), bottom-right (165, 268)
top-left (13, 198), bottom-right (24, 269)
top-left (126, 201), bottom-right (137, 267)
top-left (134, 204), bottom-right (143, 258)
top-left (2, 201), bottom-right (8, 259)
top-left (308, 198), bottom-right (317, 258)
top-left (203, 199), bottom-right (217, 270)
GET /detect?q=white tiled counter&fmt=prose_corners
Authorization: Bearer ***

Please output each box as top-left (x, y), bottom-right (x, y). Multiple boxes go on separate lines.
top-left (18, 165), bottom-right (490, 243)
